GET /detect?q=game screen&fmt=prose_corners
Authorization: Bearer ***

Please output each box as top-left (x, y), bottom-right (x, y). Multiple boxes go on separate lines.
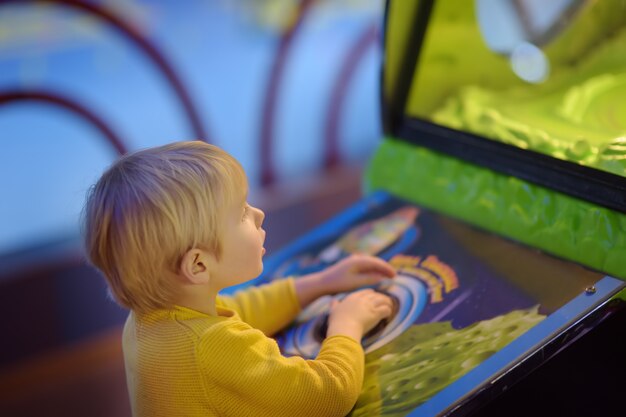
top-left (404, 0), bottom-right (626, 178)
top-left (248, 192), bottom-right (623, 416)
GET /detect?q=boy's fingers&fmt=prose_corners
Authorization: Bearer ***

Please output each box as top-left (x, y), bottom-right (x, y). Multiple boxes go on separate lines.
top-left (374, 293), bottom-right (394, 306)
top-left (355, 272), bottom-right (395, 286)
top-left (379, 304), bottom-right (393, 318)
top-left (353, 255), bottom-right (396, 277)
top-left (343, 288), bottom-right (372, 301)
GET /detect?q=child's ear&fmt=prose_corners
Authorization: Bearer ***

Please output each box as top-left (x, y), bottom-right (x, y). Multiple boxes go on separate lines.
top-left (179, 248), bottom-right (212, 285)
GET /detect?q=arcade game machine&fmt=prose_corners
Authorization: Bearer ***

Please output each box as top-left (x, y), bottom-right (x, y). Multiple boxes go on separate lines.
top-left (232, 1), bottom-right (626, 415)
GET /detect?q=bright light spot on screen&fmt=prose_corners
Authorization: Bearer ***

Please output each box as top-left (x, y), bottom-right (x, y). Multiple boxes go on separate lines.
top-left (510, 42), bottom-right (550, 83)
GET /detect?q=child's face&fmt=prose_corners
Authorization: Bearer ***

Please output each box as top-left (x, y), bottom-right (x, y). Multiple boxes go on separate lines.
top-left (212, 194), bottom-right (266, 289)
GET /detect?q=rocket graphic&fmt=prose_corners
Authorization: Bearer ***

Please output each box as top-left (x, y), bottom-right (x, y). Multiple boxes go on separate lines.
top-left (318, 206), bottom-right (420, 262)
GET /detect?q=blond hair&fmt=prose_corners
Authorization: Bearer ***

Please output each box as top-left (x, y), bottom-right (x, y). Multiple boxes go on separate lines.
top-left (82, 141), bottom-right (247, 313)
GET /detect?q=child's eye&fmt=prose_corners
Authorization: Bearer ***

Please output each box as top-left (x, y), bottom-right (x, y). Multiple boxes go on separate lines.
top-left (242, 205), bottom-right (249, 221)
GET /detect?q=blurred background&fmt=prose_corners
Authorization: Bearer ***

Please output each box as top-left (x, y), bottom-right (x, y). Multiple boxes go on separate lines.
top-left (0, 0), bottom-right (384, 415)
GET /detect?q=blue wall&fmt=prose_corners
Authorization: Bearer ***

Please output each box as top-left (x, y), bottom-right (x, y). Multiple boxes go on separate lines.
top-left (0, 0), bottom-right (383, 255)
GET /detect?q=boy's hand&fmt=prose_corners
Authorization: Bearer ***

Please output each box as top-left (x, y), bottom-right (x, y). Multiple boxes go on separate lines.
top-left (294, 254), bottom-right (395, 309)
top-left (318, 254), bottom-right (395, 294)
top-left (326, 289), bottom-right (394, 341)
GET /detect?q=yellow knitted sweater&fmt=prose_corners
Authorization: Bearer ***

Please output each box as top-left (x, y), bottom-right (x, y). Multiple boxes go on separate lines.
top-left (122, 278), bottom-right (365, 417)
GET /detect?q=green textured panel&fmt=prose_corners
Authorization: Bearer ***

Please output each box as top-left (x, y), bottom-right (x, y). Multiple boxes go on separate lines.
top-left (365, 138), bottom-right (626, 280)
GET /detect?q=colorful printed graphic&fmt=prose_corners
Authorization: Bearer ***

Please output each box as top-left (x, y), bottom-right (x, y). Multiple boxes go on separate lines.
top-left (389, 255), bottom-right (458, 304)
top-left (271, 206), bottom-right (420, 278)
top-left (279, 273), bottom-right (428, 357)
top-left (352, 306), bottom-right (545, 416)
top-left (259, 193), bottom-right (604, 416)
top-left (319, 207), bottom-right (420, 262)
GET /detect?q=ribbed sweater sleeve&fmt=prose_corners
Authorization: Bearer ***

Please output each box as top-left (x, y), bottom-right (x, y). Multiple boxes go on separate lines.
top-left (198, 320), bottom-right (364, 417)
top-left (123, 281), bottom-right (365, 416)
top-left (217, 278), bottom-right (301, 335)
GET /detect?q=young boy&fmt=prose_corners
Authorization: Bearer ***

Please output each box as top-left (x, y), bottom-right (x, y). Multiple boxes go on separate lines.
top-left (82, 141), bottom-right (395, 417)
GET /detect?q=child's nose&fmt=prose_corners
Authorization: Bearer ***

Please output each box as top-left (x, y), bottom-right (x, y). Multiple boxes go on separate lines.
top-left (253, 206), bottom-right (265, 228)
